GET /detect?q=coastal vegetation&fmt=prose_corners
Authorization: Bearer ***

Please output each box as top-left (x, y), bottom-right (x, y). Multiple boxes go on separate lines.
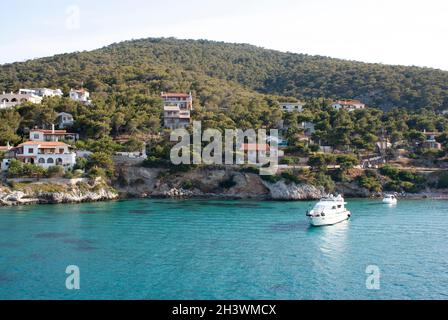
top-left (1, 38), bottom-right (448, 199)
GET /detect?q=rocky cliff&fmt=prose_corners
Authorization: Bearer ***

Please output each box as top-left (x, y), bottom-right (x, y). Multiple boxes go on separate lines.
top-left (0, 179), bottom-right (118, 206)
top-left (114, 165), bottom-right (326, 200)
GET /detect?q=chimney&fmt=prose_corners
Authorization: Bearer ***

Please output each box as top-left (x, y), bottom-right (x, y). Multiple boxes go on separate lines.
top-left (52, 124), bottom-right (55, 134)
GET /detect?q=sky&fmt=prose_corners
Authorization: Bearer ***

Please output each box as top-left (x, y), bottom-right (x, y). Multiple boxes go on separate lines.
top-left (1, 0), bottom-right (448, 70)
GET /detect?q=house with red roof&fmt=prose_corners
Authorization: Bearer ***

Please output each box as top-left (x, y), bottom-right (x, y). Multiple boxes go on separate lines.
top-left (332, 100), bottom-right (366, 112)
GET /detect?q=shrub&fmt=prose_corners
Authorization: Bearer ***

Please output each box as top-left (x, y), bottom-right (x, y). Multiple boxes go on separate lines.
top-left (181, 180), bottom-right (194, 190)
top-left (280, 157), bottom-right (296, 165)
top-left (219, 176), bottom-right (237, 189)
top-left (437, 172), bottom-right (448, 189)
top-left (358, 174), bottom-right (382, 192)
top-left (379, 165), bottom-right (399, 180)
top-left (384, 181), bottom-right (401, 192)
top-left (313, 172), bottom-right (335, 193)
top-left (87, 167), bottom-right (107, 178)
top-left (46, 166), bottom-right (65, 178)
top-left (280, 171), bottom-right (301, 185)
top-left (336, 154), bottom-right (359, 170)
top-left (87, 152), bottom-right (115, 177)
top-left (74, 157), bottom-right (88, 171)
top-left (400, 181), bottom-right (418, 193)
top-left (239, 166), bottom-right (259, 174)
top-left (142, 156), bottom-right (169, 168)
top-left (261, 174), bottom-right (282, 184)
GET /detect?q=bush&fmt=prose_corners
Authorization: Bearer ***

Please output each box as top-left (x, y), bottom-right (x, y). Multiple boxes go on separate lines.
top-left (313, 172), bottom-right (335, 193)
top-left (336, 154), bottom-right (359, 170)
top-left (280, 171), bottom-right (301, 184)
top-left (239, 166), bottom-right (259, 174)
top-left (437, 172), bottom-right (448, 189)
top-left (400, 181), bottom-right (418, 193)
top-left (219, 176), bottom-right (237, 189)
top-left (261, 174), bottom-right (282, 184)
top-left (181, 180), bottom-right (194, 190)
top-left (280, 157), bottom-right (296, 165)
top-left (358, 174), bottom-right (382, 192)
top-left (87, 152), bottom-right (115, 177)
top-left (384, 181), bottom-right (401, 192)
top-left (379, 165), bottom-right (399, 180)
top-left (46, 166), bottom-right (65, 178)
top-left (74, 157), bottom-right (88, 171)
top-left (7, 160), bottom-right (46, 178)
top-left (87, 167), bottom-right (107, 178)
top-left (143, 156), bottom-right (170, 168)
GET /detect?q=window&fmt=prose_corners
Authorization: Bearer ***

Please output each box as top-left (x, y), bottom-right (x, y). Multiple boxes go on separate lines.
top-left (47, 158), bottom-right (54, 164)
top-left (34, 134), bottom-right (40, 139)
top-left (59, 148), bottom-right (64, 154)
top-left (28, 148), bottom-right (34, 154)
top-left (38, 158), bottom-right (45, 164)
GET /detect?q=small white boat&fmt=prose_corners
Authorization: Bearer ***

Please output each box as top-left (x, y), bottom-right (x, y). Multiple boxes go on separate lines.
top-left (306, 195), bottom-right (351, 227)
top-left (382, 194), bottom-right (397, 204)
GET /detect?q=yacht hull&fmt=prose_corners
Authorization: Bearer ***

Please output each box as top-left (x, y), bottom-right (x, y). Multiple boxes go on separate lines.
top-left (309, 210), bottom-right (351, 227)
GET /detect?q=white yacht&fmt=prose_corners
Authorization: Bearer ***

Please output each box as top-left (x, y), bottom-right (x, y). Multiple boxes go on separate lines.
top-left (382, 194), bottom-right (397, 204)
top-left (306, 195), bottom-right (351, 227)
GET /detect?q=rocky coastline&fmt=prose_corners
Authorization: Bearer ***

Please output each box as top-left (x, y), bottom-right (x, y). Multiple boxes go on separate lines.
top-left (1, 165), bottom-right (447, 207)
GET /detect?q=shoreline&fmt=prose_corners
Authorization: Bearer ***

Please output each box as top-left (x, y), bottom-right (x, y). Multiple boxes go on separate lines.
top-left (1, 191), bottom-right (447, 208)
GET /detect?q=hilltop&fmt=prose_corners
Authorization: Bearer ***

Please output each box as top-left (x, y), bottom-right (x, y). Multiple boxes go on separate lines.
top-left (1, 37), bottom-right (448, 110)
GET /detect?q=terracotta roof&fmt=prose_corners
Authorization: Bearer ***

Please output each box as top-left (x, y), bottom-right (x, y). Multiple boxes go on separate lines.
top-left (335, 100), bottom-right (364, 106)
top-left (162, 93), bottom-right (191, 98)
top-left (0, 146), bottom-right (9, 151)
top-left (240, 144), bottom-right (270, 151)
top-left (18, 141), bottom-right (70, 147)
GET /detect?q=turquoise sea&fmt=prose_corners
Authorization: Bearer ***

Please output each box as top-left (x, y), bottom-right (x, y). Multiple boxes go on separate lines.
top-left (0, 199), bottom-right (447, 300)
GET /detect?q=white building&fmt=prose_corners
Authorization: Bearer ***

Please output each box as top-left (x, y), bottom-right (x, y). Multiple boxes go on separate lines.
top-left (162, 92), bottom-right (193, 129)
top-left (19, 88), bottom-right (63, 98)
top-left (56, 112), bottom-right (75, 129)
top-left (300, 121), bottom-right (316, 137)
top-left (0, 91), bottom-right (43, 109)
top-left (163, 106), bottom-right (191, 130)
top-left (15, 141), bottom-right (76, 170)
top-left (332, 100), bottom-right (366, 111)
top-left (280, 101), bottom-right (305, 112)
top-left (69, 89), bottom-right (91, 105)
top-left (29, 126), bottom-right (79, 142)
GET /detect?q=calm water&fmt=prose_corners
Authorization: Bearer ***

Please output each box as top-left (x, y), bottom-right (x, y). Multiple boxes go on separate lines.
top-left (0, 199), bottom-right (447, 300)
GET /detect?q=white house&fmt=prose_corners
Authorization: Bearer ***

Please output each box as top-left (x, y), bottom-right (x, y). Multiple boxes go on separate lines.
top-left (15, 141), bottom-right (76, 170)
top-left (332, 100), bottom-right (366, 111)
top-left (0, 91), bottom-right (43, 109)
top-left (70, 89), bottom-right (91, 105)
top-left (300, 121), bottom-right (316, 137)
top-left (280, 101), bottom-right (305, 112)
top-left (30, 126), bottom-right (79, 142)
top-left (56, 112), bottom-right (75, 129)
top-left (19, 88), bottom-right (63, 98)
top-left (163, 106), bottom-right (191, 130)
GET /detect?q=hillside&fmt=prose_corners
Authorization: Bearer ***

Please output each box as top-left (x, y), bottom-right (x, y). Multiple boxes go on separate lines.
top-left (1, 37), bottom-right (448, 110)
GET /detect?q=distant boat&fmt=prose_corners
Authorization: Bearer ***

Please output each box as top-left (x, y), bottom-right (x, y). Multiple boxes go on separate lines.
top-left (306, 195), bottom-right (351, 227)
top-left (382, 194), bottom-right (397, 205)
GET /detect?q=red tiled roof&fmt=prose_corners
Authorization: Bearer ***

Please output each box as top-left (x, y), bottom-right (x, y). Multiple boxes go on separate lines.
top-left (161, 93), bottom-right (191, 98)
top-left (18, 141), bottom-right (69, 148)
top-left (0, 146), bottom-right (9, 151)
top-left (335, 100), bottom-right (364, 106)
top-left (240, 144), bottom-right (270, 151)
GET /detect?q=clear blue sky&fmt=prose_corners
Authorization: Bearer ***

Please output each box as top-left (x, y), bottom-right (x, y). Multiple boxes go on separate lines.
top-left (1, 0), bottom-right (448, 70)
